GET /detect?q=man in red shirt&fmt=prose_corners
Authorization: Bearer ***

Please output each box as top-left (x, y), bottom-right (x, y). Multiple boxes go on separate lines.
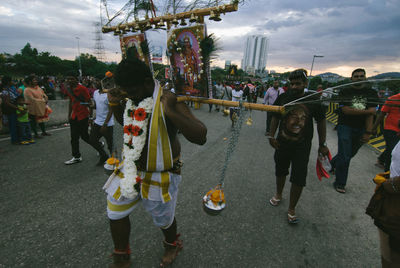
top-left (64, 76), bottom-right (101, 165)
top-left (372, 92), bottom-right (400, 171)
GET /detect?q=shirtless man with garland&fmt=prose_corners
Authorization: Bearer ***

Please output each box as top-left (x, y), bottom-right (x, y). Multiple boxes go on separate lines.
top-left (105, 57), bottom-right (207, 267)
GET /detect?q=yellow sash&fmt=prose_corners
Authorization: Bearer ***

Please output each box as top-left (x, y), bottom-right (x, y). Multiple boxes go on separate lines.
top-left (141, 83), bottom-right (173, 202)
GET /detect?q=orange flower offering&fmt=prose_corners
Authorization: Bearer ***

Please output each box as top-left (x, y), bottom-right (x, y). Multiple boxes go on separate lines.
top-left (206, 188), bottom-right (225, 206)
top-left (105, 71), bottom-right (113, 78)
top-left (106, 156), bottom-right (120, 166)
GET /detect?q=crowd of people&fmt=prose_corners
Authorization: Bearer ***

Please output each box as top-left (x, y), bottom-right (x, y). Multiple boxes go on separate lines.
top-left (0, 74), bottom-right (115, 167)
top-left (1, 75), bottom-right (53, 146)
top-left (1, 65), bottom-right (399, 267)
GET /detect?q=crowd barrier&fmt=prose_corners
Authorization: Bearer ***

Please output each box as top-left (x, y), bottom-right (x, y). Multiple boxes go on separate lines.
top-left (325, 102), bottom-right (386, 153)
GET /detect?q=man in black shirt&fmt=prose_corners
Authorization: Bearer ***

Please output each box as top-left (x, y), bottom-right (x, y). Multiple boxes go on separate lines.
top-left (268, 69), bottom-right (328, 224)
top-left (330, 68), bottom-right (377, 193)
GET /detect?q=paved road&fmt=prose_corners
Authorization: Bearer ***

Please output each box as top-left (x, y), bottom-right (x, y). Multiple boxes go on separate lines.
top-left (0, 101), bottom-right (383, 267)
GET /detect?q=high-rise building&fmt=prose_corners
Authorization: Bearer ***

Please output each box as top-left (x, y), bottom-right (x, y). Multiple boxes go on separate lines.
top-left (224, 60), bottom-right (231, 70)
top-left (241, 35), bottom-right (269, 75)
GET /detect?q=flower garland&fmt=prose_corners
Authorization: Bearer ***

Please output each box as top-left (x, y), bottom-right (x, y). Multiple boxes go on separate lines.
top-left (121, 97), bottom-right (153, 199)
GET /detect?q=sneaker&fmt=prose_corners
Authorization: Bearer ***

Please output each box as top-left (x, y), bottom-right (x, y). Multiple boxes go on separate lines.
top-left (42, 132), bottom-right (51, 136)
top-left (20, 141), bottom-right (30, 145)
top-left (29, 139), bottom-right (36, 144)
top-left (64, 157), bottom-right (82, 165)
top-left (34, 134), bottom-right (43, 139)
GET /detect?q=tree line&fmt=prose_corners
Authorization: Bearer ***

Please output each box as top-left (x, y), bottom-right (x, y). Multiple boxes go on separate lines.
top-left (0, 43), bottom-right (117, 79)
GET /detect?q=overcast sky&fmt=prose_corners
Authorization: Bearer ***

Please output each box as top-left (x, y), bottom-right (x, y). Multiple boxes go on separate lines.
top-left (1, 0), bottom-right (399, 76)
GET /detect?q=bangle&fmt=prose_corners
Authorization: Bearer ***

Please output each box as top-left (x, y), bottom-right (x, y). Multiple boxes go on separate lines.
top-left (267, 136), bottom-right (275, 139)
top-left (391, 178), bottom-right (399, 192)
top-left (319, 142), bottom-right (327, 147)
top-left (109, 102), bottom-right (119, 107)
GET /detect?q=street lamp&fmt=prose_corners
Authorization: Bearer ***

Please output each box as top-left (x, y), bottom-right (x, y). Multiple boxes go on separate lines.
top-left (76, 37), bottom-right (82, 81)
top-left (309, 55), bottom-right (324, 77)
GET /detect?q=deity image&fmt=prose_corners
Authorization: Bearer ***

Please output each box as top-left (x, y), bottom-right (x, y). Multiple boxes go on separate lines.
top-left (180, 35), bottom-right (199, 90)
top-left (167, 25), bottom-right (207, 97)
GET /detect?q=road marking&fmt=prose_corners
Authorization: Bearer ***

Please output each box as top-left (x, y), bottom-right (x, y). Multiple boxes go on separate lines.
top-left (0, 126), bottom-right (70, 142)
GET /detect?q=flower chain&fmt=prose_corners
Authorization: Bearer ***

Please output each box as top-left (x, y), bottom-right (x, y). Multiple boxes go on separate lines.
top-left (121, 97), bottom-right (153, 199)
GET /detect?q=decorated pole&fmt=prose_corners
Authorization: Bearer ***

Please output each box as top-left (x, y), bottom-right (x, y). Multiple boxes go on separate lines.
top-left (101, 2), bottom-right (239, 34)
top-left (176, 96), bottom-right (285, 113)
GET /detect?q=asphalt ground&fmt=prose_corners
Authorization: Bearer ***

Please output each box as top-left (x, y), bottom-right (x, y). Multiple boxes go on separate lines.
top-left (0, 99), bottom-right (383, 267)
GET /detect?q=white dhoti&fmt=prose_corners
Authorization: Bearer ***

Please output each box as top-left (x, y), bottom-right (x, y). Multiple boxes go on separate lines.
top-left (106, 166), bottom-right (181, 228)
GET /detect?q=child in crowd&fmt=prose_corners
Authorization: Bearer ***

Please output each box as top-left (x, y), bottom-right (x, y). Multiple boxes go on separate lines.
top-left (16, 96), bottom-right (35, 145)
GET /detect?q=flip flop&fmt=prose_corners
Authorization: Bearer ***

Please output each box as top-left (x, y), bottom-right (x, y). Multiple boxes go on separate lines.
top-left (269, 196), bottom-right (281, 206)
top-left (334, 183), bottom-right (346, 194)
top-left (288, 213), bottom-right (299, 224)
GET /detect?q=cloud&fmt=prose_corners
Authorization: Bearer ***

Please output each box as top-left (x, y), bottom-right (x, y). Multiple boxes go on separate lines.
top-left (0, 0), bottom-right (399, 76)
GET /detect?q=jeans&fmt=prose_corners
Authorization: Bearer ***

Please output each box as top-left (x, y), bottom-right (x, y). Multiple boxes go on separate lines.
top-left (6, 113), bottom-right (18, 143)
top-left (17, 121), bottom-right (32, 141)
top-left (382, 129), bottom-right (400, 172)
top-left (331, 124), bottom-right (364, 187)
top-left (69, 117), bottom-right (92, 158)
top-left (89, 123), bottom-right (113, 158)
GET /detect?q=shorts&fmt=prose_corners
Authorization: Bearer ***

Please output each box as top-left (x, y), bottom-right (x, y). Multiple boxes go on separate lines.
top-left (106, 173), bottom-right (181, 228)
top-left (274, 142), bottom-right (312, 187)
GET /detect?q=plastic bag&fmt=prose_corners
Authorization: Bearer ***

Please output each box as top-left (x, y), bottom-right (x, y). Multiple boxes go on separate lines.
top-left (316, 151), bottom-right (332, 181)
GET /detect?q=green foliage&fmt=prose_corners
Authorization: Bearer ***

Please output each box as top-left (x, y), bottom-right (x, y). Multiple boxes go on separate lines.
top-left (308, 76), bottom-right (323, 90)
top-left (0, 43), bottom-right (116, 78)
top-left (211, 67), bottom-right (226, 82)
top-left (200, 34), bottom-right (219, 62)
